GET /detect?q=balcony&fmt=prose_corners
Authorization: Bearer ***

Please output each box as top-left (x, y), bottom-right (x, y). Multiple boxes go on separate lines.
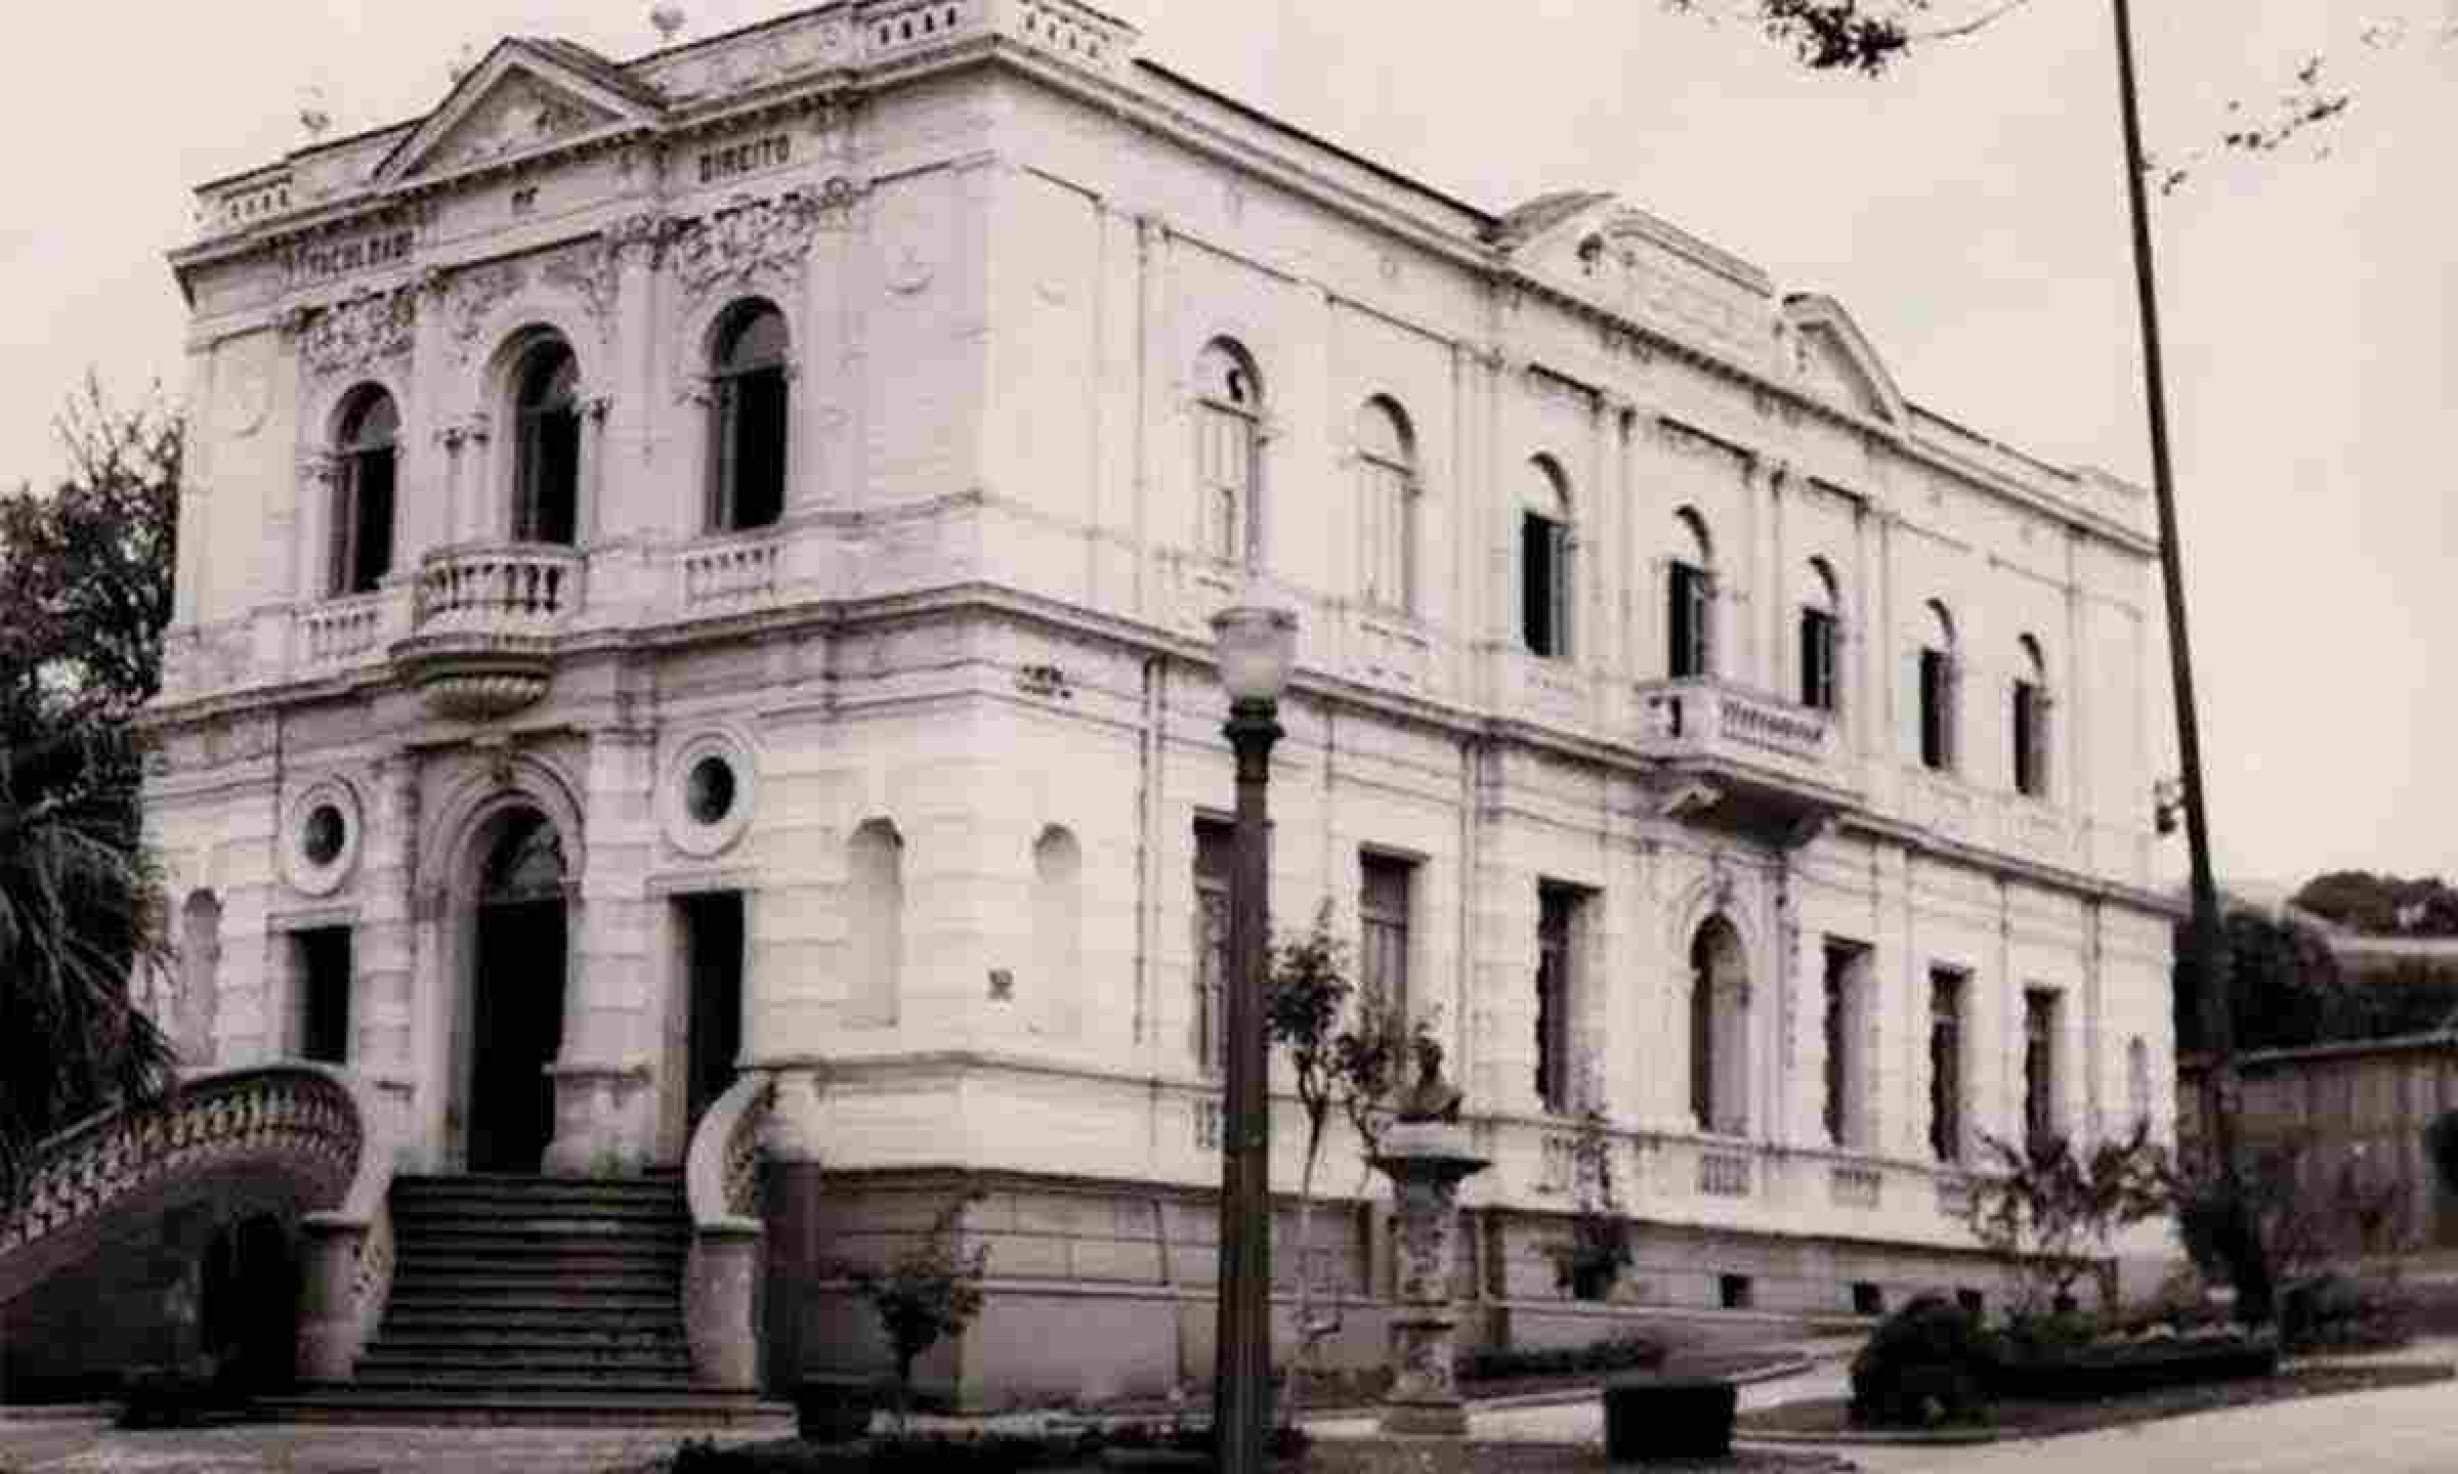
top-left (391, 542), bottom-right (584, 720)
top-left (1634, 677), bottom-right (1861, 842)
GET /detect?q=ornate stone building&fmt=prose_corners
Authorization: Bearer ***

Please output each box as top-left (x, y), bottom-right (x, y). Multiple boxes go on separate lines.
top-left (138, 0), bottom-right (2178, 1404)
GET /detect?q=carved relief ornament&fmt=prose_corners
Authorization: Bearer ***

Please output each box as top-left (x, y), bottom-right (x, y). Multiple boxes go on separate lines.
top-left (433, 260), bottom-right (526, 363)
top-left (300, 286), bottom-right (416, 377)
top-left (665, 183), bottom-right (850, 299)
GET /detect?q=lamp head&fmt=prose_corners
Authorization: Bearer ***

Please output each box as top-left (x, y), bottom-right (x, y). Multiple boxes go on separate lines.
top-left (1211, 598), bottom-right (1297, 706)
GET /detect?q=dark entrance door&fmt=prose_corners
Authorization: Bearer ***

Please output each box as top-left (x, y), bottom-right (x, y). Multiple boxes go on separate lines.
top-left (467, 810), bottom-right (568, 1174)
top-left (678, 892), bottom-right (744, 1138)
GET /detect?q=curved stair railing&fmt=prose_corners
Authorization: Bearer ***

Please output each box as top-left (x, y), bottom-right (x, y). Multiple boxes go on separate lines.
top-left (0, 1062), bottom-right (397, 1383)
top-left (684, 1069), bottom-right (775, 1391)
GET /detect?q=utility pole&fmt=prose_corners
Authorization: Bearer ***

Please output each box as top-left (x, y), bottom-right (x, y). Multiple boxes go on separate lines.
top-left (2109, 0), bottom-right (2269, 1322)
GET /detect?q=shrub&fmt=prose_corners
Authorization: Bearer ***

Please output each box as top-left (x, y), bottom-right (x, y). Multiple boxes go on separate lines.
top-left (2279, 1271), bottom-right (2406, 1353)
top-left (1847, 1293), bottom-right (1993, 1429)
top-left (1455, 1332), bottom-right (1664, 1384)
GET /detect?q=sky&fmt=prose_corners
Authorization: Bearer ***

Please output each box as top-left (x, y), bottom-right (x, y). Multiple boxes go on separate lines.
top-left (0, 0), bottom-right (2450, 891)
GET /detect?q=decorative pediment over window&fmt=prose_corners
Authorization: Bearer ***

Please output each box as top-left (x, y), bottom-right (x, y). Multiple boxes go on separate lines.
top-left (1783, 295), bottom-right (1905, 426)
top-left (374, 38), bottom-right (663, 186)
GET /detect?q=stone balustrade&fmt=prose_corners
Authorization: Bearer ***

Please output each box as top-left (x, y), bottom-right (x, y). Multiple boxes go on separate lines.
top-left (0, 1062), bottom-right (396, 1384)
top-left (413, 541), bottom-right (584, 634)
top-left (680, 534), bottom-right (783, 609)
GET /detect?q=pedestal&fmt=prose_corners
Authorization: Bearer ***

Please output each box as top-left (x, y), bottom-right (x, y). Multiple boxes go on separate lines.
top-left (1371, 1120), bottom-right (1489, 1437)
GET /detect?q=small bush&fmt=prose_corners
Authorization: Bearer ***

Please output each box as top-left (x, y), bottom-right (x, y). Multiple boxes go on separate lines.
top-left (2279, 1271), bottom-right (2406, 1353)
top-left (1455, 1332), bottom-right (1664, 1384)
top-left (1848, 1293), bottom-right (1993, 1429)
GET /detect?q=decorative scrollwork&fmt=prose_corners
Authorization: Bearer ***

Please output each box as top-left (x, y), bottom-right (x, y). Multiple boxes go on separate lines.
top-left (666, 188), bottom-right (830, 299)
top-left (301, 287), bottom-right (417, 378)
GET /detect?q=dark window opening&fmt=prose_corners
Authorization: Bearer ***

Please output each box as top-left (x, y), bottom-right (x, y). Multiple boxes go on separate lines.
top-left (1670, 561), bottom-right (1711, 678)
top-left (1956, 1287), bottom-right (1986, 1320)
top-left (1800, 606), bottom-right (1839, 712)
top-left (1919, 648), bottom-right (1955, 771)
top-left (1823, 940), bottom-right (1864, 1148)
top-left (1929, 969), bottom-right (1965, 1163)
top-left (1522, 512), bottom-right (1570, 658)
top-left (331, 390), bottom-right (398, 596)
top-left (710, 304), bottom-right (789, 532)
top-left (2013, 678), bottom-right (2047, 797)
top-left (2024, 989), bottom-right (2059, 1144)
top-left (295, 927), bottom-right (352, 1065)
top-left (1852, 1281), bottom-right (1886, 1316)
top-left (1535, 883), bottom-right (1578, 1113)
top-left (1719, 1273), bottom-right (1754, 1310)
top-left (678, 892), bottom-right (746, 1138)
top-left (514, 341), bottom-right (581, 545)
top-left (1359, 852), bottom-right (1414, 1023)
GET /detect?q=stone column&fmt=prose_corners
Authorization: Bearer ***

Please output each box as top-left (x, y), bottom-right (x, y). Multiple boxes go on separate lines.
top-left (1373, 1120), bottom-right (1489, 1436)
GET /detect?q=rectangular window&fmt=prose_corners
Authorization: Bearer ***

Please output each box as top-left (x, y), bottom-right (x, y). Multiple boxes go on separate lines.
top-left (1928, 968), bottom-right (1965, 1163)
top-left (1359, 852), bottom-right (1414, 1023)
top-left (1197, 405), bottom-right (1252, 564)
top-left (2013, 680), bottom-right (2047, 797)
top-left (1669, 562), bottom-right (1711, 678)
top-left (1360, 460), bottom-right (1411, 612)
top-left (1800, 607), bottom-right (1839, 712)
top-left (1823, 939), bottom-right (1868, 1149)
top-left (1194, 819), bottom-right (1235, 1075)
top-left (1919, 649), bottom-right (1955, 771)
top-left (2024, 988), bottom-right (2060, 1142)
top-left (294, 927), bottom-right (353, 1065)
top-left (1521, 514), bottom-right (1569, 658)
top-left (1534, 883), bottom-right (1581, 1114)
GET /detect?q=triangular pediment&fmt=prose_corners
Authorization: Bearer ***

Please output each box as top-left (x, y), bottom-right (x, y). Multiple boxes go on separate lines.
top-left (1783, 295), bottom-right (1904, 425)
top-left (1492, 193), bottom-right (1775, 357)
top-left (376, 39), bottom-right (661, 185)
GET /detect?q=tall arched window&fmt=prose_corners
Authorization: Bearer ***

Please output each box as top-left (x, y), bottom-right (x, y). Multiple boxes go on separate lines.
top-left (178, 890), bottom-right (223, 1063)
top-left (846, 819), bottom-right (905, 1027)
top-left (1799, 557), bottom-right (1841, 713)
top-left (330, 387), bottom-right (398, 596)
top-left (1521, 457), bottom-right (1572, 659)
top-left (708, 301), bottom-right (789, 533)
top-left (1918, 599), bottom-right (1959, 772)
top-left (1356, 397), bottom-right (1417, 612)
top-left (511, 337), bottom-right (581, 545)
top-left (1688, 916), bottom-right (1749, 1135)
top-left (2013, 634), bottom-right (2051, 798)
top-left (1669, 508), bottom-right (1715, 679)
top-left (1033, 825), bottom-right (1084, 1037)
top-left (1194, 340), bottom-right (1261, 566)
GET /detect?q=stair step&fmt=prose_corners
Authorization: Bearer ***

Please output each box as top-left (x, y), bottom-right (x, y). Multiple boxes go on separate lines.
top-left (349, 1368), bottom-right (704, 1392)
top-left (390, 1264), bottom-right (680, 1289)
top-left (265, 1390), bottom-right (790, 1429)
top-left (357, 1347), bottom-right (696, 1375)
top-left (369, 1333), bottom-right (688, 1359)
top-left (391, 1247), bottom-right (688, 1274)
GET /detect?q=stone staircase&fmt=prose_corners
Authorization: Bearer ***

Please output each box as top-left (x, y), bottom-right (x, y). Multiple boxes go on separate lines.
top-left (273, 1174), bottom-right (788, 1427)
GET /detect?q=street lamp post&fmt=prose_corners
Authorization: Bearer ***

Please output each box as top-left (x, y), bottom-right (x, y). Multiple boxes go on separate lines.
top-left (1209, 597), bottom-right (1297, 1474)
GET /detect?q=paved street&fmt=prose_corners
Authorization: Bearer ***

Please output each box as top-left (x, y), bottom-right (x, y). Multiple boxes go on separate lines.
top-left (0, 1417), bottom-right (698, 1473)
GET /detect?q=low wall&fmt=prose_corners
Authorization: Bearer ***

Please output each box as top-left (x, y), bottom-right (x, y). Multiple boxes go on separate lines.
top-left (765, 1167), bottom-right (2011, 1408)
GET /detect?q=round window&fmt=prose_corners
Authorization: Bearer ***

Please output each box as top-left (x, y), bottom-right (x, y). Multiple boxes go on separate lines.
top-left (302, 804), bottom-right (347, 867)
top-left (685, 755), bottom-right (737, 826)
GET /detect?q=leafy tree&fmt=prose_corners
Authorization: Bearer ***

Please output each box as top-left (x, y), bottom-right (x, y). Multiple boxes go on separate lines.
top-left (1964, 1123), bottom-right (2171, 1318)
top-left (843, 1194), bottom-right (989, 1431)
top-left (1262, 903), bottom-right (1410, 1390)
top-left (2296, 871), bottom-right (2458, 938)
top-left (0, 378), bottom-right (183, 1199)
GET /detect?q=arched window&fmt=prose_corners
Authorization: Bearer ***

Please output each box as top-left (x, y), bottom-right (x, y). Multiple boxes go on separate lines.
top-left (1521, 457), bottom-right (1572, 659)
top-left (1033, 825), bottom-right (1084, 1036)
top-left (2013, 634), bottom-right (2051, 798)
top-left (1669, 508), bottom-right (1714, 679)
top-left (1194, 340), bottom-right (1260, 566)
top-left (1799, 557), bottom-right (1841, 713)
top-left (1688, 916), bottom-right (1749, 1135)
top-left (708, 301), bottom-right (789, 533)
top-left (1918, 599), bottom-right (1959, 772)
top-left (1356, 397), bottom-right (1417, 612)
top-left (511, 337), bottom-right (581, 545)
top-left (330, 387), bottom-right (398, 596)
top-left (847, 819), bottom-right (905, 1027)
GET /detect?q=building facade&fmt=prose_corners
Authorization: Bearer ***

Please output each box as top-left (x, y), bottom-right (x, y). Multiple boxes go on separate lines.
top-left (147, 0), bottom-right (2178, 1402)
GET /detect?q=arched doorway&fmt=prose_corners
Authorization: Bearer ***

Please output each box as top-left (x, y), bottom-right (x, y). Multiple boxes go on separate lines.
top-left (466, 808), bottom-right (569, 1173)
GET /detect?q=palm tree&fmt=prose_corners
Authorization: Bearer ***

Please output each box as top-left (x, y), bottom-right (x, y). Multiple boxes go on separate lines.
top-left (0, 723), bottom-right (176, 1200)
